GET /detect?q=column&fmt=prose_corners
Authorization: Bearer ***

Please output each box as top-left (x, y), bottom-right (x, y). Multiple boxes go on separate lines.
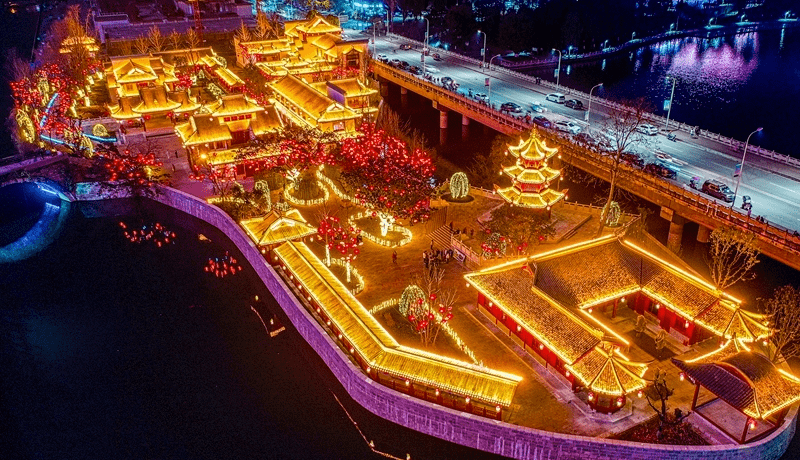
top-left (462, 114), bottom-right (470, 126)
top-left (379, 81), bottom-right (389, 97)
top-left (697, 225), bottom-right (711, 244)
top-left (400, 87), bottom-right (408, 95)
top-left (667, 215), bottom-right (685, 254)
top-left (439, 109), bottom-right (448, 129)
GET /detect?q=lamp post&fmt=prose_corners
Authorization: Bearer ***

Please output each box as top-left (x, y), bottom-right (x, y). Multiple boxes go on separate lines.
top-left (664, 75), bottom-right (677, 130)
top-left (422, 17), bottom-right (430, 76)
top-left (552, 48), bottom-right (562, 89)
top-left (478, 30), bottom-right (487, 68)
top-left (732, 127), bottom-right (763, 207)
top-left (586, 83), bottom-right (603, 124)
top-left (487, 54), bottom-right (501, 102)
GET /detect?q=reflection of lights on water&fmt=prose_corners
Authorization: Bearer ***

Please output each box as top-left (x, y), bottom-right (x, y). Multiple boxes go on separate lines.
top-left (204, 251), bottom-right (242, 278)
top-left (119, 221), bottom-right (176, 247)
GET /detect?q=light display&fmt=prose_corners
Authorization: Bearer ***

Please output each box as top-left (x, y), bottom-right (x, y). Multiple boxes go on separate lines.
top-left (119, 221), bottom-right (176, 248)
top-left (399, 285), bottom-right (426, 316)
top-left (348, 211), bottom-right (413, 248)
top-left (339, 123), bottom-right (435, 237)
top-left (204, 251), bottom-right (242, 278)
top-left (481, 232), bottom-right (508, 259)
top-left (449, 172), bottom-right (470, 200)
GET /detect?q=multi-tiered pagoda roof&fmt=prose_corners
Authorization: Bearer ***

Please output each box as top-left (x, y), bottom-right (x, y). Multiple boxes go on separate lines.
top-left (496, 132), bottom-right (565, 209)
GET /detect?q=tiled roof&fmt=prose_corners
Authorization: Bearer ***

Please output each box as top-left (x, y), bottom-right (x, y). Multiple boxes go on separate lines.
top-left (206, 94), bottom-right (264, 117)
top-left (567, 346), bottom-right (648, 396)
top-left (251, 107), bottom-right (283, 136)
top-left (271, 75), bottom-right (359, 123)
top-left (507, 131), bottom-right (559, 162)
top-left (502, 164), bottom-right (560, 184)
top-left (213, 67), bottom-right (245, 87)
top-left (132, 86), bottom-right (181, 114)
top-left (465, 266), bottom-right (601, 364)
top-left (241, 209), bottom-right (316, 245)
top-left (275, 242), bottom-right (521, 406)
top-left (673, 352), bottom-right (800, 419)
top-left (296, 17), bottom-right (341, 35)
top-left (169, 90), bottom-right (201, 114)
top-left (326, 79), bottom-right (378, 97)
top-left (495, 186), bottom-right (565, 209)
top-left (109, 97), bottom-right (140, 120)
top-left (175, 114), bottom-right (231, 146)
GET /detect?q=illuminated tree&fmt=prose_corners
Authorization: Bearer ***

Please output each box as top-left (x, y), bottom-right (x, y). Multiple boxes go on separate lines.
top-left (92, 143), bottom-right (169, 192)
top-left (326, 222), bottom-right (360, 282)
top-left (168, 31), bottom-right (182, 50)
top-left (704, 226), bottom-right (760, 291)
top-left (190, 162), bottom-right (237, 201)
top-left (316, 213), bottom-right (342, 266)
top-left (449, 172), bottom-right (470, 199)
top-left (185, 28), bottom-right (200, 50)
top-left (399, 284), bottom-right (426, 316)
top-left (339, 123), bottom-right (435, 236)
top-left (481, 231), bottom-right (507, 259)
top-left (405, 267), bottom-right (456, 347)
top-left (235, 21), bottom-right (252, 43)
top-left (253, 11), bottom-right (282, 40)
top-left (253, 180), bottom-right (272, 213)
top-left (761, 285), bottom-right (800, 364)
top-left (134, 35), bottom-right (149, 54)
top-left (148, 25), bottom-right (166, 52)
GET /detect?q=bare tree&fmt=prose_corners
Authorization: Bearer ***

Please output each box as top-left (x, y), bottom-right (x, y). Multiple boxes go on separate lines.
top-left (118, 40), bottom-right (133, 56)
top-left (761, 285), bottom-right (800, 363)
top-left (185, 28), bottom-right (200, 50)
top-left (595, 98), bottom-right (652, 236)
top-left (254, 11), bottom-right (280, 40)
top-left (644, 369), bottom-right (690, 440)
top-left (148, 25), bottom-right (166, 52)
top-left (235, 21), bottom-right (252, 43)
top-left (168, 31), bottom-right (183, 50)
top-left (407, 267), bottom-right (457, 347)
top-left (134, 35), bottom-right (149, 54)
top-left (704, 226), bottom-right (760, 291)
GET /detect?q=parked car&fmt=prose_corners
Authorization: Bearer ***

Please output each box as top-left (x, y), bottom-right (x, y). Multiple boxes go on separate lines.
top-left (701, 179), bottom-right (735, 202)
top-left (620, 152), bottom-right (644, 168)
top-left (554, 120), bottom-right (581, 134)
top-left (399, 61), bottom-right (410, 70)
top-left (474, 92), bottom-right (488, 102)
top-left (530, 101), bottom-right (546, 113)
top-left (432, 53), bottom-right (442, 61)
top-left (644, 162), bottom-right (678, 179)
top-left (546, 92), bottom-right (566, 103)
top-left (376, 53), bottom-right (388, 62)
top-left (574, 132), bottom-right (597, 146)
top-left (500, 102), bottom-right (523, 113)
top-left (400, 43), bottom-right (412, 50)
top-left (637, 123), bottom-right (658, 136)
top-left (532, 115), bottom-right (552, 128)
top-left (565, 99), bottom-right (584, 110)
top-left (441, 76), bottom-right (453, 85)
top-left (389, 59), bottom-right (401, 67)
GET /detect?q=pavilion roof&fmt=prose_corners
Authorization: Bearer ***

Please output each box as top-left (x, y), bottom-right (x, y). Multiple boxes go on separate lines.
top-left (251, 106), bottom-right (283, 136)
top-left (240, 209), bottom-right (316, 246)
top-left (132, 86), bottom-right (181, 114)
top-left (270, 75), bottom-right (359, 122)
top-left (567, 346), bottom-right (649, 396)
top-left (502, 164), bottom-right (561, 185)
top-left (311, 33), bottom-right (340, 51)
top-left (110, 56), bottom-right (176, 85)
top-left (465, 264), bottom-right (602, 365)
top-left (239, 38), bottom-right (292, 55)
top-left (274, 241), bottom-right (521, 407)
top-left (673, 352), bottom-right (800, 420)
top-left (206, 94), bottom-right (264, 117)
top-left (495, 185), bottom-right (565, 209)
top-left (108, 97), bottom-right (139, 120)
top-left (175, 114), bottom-right (231, 146)
top-left (213, 67), bottom-right (245, 88)
top-left (325, 78), bottom-right (378, 97)
top-left (507, 131), bottom-right (559, 162)
top-left (295, 17), bottom-right (341, 36)
top-left (169, 90), bottom-right (201, 114)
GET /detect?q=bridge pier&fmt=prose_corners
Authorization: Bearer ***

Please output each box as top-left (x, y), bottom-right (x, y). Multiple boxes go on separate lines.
top-left (697, 225), bottom-right (711, 244)
top-left (400, 87), bottom-right (408, 95)
top-left (379, 81), bottom-right (389, 97)
top-left (462, 114), bottom-right (470, 126)
top-left (667, 216), bottom-right (685, 254)
top-left (439, 109), bottom-right (448, 129)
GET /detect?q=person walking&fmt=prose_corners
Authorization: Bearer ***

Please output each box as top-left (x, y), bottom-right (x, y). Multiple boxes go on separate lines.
top-left (423, 250), bottom-right (429, 269)
top-left (392, 251), bottom-right (398, 265)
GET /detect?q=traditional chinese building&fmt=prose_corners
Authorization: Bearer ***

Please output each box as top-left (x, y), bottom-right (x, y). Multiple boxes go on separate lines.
top-left (310, 78), bottom-right (378, 117)
top-left (240, 208), bottom-right (317, 254)
top-left (107, 56), bottom-right (185, 127)
top-left (175, 93), bottom-right (282, 166)
top-left (464, 235), bottom-right (771, 413)
top-left (496, 131), bottom-right (566, 217)
top-left (270, 74), bottom-right (363, 134)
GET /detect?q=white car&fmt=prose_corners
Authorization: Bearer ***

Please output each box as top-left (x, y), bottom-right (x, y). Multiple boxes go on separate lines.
top-left (546, 92), bottom-right (566, 103)
top-left (554, 120), bottom-right (581, 134)
top-left (637, 123), bottom-right (658, 135)
top-left (474, 92), bottom-right (488, 102)
top-left (531, 102), bottom-right (546, 113)
top-left (376, 53), bottom-right (388, 62)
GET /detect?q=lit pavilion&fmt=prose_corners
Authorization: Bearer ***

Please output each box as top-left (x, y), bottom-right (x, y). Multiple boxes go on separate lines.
top-left (496, 131), bottom-right (566, 217)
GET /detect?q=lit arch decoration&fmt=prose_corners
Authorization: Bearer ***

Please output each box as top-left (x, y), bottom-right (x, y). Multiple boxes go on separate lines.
top-left (399, 284), bottom-right (426, 316)
top-left (92, 124), bottom-right (109, 138)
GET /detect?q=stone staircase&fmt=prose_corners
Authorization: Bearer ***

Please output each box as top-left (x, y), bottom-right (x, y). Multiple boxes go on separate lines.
top-left (428, 225), bottom-right (453, 252)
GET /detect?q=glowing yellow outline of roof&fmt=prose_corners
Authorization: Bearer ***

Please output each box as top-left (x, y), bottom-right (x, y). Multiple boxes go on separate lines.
top-left (566, 346), bottom-right (649, 397)
top-left (495, 186), bottom-right (565, 209)
top-left (507, 131), bottom-right (559, 162)
top-left (241, 209), bottom-right (317, 246)
top-left (274, 241), bottom-right (521, 406)
top-left (214, 67), bottom-right (245, 87)
top-left (175, 115), bottom-right (232, 146)
top-left (502, 164), bottom-right (561, 184)
top-left (270, 75), bottom-right (360, 122)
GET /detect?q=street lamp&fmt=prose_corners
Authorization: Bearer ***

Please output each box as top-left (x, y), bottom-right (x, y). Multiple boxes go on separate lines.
top-left (487, 54), bottom-right (501, 102)
top-left (732, 127), bottom-right (763, 207)
top-left (664, 75), bottom-right (677, 130)
top-left (631, 31), bottom-right (636, 40)
top-left (586, 83), bottom-right (603, 124)
top-left (422, 17), bottom-right (430, 76)
top-left (602, 40), bottom-right (609, 50)
top-left (478, 30), bottom-right (487, 68)
top-left (552, 48), bottom-right (562, 89)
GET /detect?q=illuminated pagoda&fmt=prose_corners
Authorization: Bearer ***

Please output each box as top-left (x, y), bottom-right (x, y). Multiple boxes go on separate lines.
top-left (464, 235), bottom-right (772, 412)
top-left (673, 349), bottom-right (800, 443)
top-left (240, 209), bottom-right (317, 253)
top-left (496, 131), bottom-right (565, 217)
top-left (271, 241), bottom-right (522, 418)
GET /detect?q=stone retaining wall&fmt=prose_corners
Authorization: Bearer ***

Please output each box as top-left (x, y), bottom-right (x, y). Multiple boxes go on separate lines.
top-left (138, 186), bottom-right (797, 460)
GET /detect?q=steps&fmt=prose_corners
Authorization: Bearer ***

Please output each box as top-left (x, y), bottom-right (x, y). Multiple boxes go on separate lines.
top-left (427, 225), bottom-right (453, 252)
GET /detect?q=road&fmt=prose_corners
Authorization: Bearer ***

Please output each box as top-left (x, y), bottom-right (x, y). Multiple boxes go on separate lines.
top-left (359, 30), bottom-right (800, 233)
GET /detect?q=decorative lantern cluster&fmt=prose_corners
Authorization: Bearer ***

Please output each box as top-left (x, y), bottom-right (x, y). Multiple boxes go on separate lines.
top-left (119, 221), bottom-right (176, 247)
top-left (204, 251), bottom-right (242, 278)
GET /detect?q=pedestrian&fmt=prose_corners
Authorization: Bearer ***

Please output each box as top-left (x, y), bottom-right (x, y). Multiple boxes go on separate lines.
top-left (423, 250), bottom-right (428, 268)
top-left (449, 221), bottom-right (454, 232)
top-left (430, 238), bottom-right (435, 251)
top-left (392, 250), bottom-right (397, 265)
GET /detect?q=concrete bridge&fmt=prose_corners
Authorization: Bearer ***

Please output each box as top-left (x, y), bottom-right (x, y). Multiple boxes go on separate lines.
top-left (372, 62), bottom-right (800, 271)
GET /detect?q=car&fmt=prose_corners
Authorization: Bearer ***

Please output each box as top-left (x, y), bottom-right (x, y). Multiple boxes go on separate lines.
top-left (376, 53), bottom-right (388, 62)
top-left (532, 115), bottom-right (552, 128)
top-left (546, 92), bottom-right (566, 103)
top-left (565, 99), bottom-right (584, 110)
top-left (620, 152), bottom-right (644, 168)
top-left (643, 162), bottom-right (678, 179)
top-left (637, 123), bottom-right (658, 136)
top-left (389, 59), bottom-right (401, 67)
top-left (530, 101), bottom-right (546, 113)
top-left (432, 53), bottom-right (442, 61)
top-left (441, 76), bottom-right (453, 85)
top-left (500, 102), bottom-right (523, 113)
top-left (554, 120), bottom-right (581, 134)
top-left (399, 61), bottom-right (410, 69)
top-left (474, 92), bottom-right (488, 102)
top-left (408, 65), bottom-right (421, 75)
top-left (701, 179), bottom-right (735, 202)
top-left (400, 43), bottom-right (412, 50)
top-left (574, 132), bottom-right (597, 146)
